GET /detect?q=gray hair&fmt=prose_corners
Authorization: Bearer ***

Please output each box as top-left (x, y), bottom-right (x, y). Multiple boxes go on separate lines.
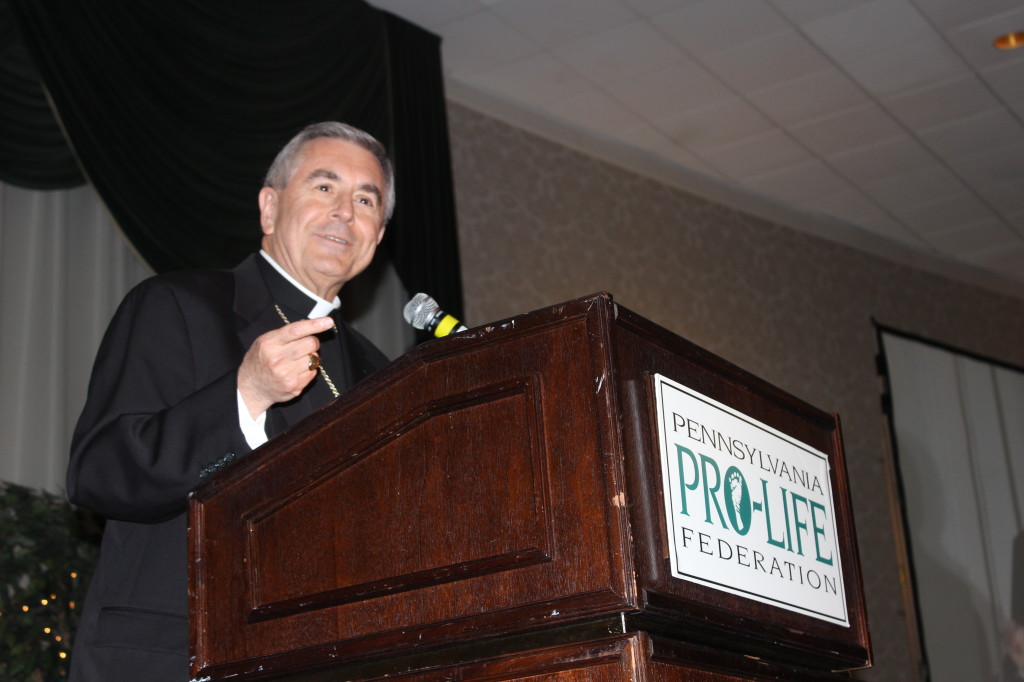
top-left (263, 121), bottom-right (395, 223)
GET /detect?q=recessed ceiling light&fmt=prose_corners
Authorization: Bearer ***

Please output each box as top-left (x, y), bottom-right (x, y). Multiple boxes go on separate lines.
top-left (993, 31), bottom-right (1024, 50)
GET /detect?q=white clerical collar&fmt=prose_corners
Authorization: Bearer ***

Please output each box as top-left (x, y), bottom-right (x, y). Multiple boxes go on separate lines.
top-left (259, 250), bottom-right (340, 319)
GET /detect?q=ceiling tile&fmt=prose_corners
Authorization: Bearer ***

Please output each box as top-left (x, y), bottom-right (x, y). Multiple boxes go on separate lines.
top-left (545, 89), bottom-right (647, 137)
top-left (981, 59), bottom-right (1024, 109)
top-left (456, 53), bottom-right (592, 108)
top-left (624, 0), bottom-right (700, 17)
top-left (440, 12), bottom-right (540, 77)
top-left (881, 75), bottom-right (1005, 133)
top-left (618, 125), bottom-right (725, 177)
top-left (798, 187), bottom-right (894, 231)
top-left (554, 21), bottom-right (685, 87)
top-left (857, 214), bottom-right (926, 247)
top-left (656, 97), bottom-right (776, 151)
top-left (1008, 209), bottom-right (1024, 232)
top-left (658, 147), bottom-right (724, 179)
top-left (796, 187), bottom-right (864, 215)
top-left (746, 67), bottom-right (867, 126)
top-left (768, 0), bottom-right (875, 25)
top-left (840, 36), bottom-right (973, 97)
top-left (617, 122), bottom-right (677, 153)
top-left (912, 0), bottom-right (1024, 32)
top-left (828, 135), bottom-right (934, 185)
top-left (488, 0), bottom-right (636, 49)
top-left (699, 129), bottom-right (813, 180)
top-left (921, 219), bottom-right (1019, 255)
top-left (918, 109), bottom-right (1024, 163)
top-left (863, 164), bottom-right (968, 212)
top-left (699, 29), bottom-right (832, 93)
top-left (892, 193), bottom-right (1000, 235)
top-left (980, 183), bottom-right (1024, 215)
top-left (655, 0), bottom-right (791, 58)
top-left (951, 142), bottom-right (1024, 191)
top-left (944, 7), bottom-right (1024, 70)
top-left (741, 160), bottom-right (852, 204)
top-left (788, 104), bottom-right (906, 158)
top-left (606, 58), bottom-right (734, 120)
top-left (802, 0), bottom-right (934, 61)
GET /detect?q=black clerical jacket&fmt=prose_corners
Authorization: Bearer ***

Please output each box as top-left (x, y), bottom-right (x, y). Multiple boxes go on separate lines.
top-left (67, 254), bottom-right (389, 681)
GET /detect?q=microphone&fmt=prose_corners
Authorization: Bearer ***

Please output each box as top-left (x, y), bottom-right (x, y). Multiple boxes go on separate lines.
top-left (403, 293), bottom-right (468, 338)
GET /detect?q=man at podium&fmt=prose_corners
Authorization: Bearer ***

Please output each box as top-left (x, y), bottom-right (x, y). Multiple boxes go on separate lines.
top-left (66, 122), bottom-right (394, 681)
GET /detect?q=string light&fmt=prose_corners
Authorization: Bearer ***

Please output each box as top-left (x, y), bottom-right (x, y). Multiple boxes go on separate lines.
top-left (1, 482), bottom-right (100, 677)
top-left (7, 587), bottom-right (86, 674)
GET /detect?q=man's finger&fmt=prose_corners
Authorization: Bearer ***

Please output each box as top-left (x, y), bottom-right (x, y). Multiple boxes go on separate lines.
top-left (280, 316), bottom-right (335, 340)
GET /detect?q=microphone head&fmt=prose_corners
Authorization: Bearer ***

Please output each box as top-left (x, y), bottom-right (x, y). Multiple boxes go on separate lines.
top-left (403, 293), bottom-right (438, 330)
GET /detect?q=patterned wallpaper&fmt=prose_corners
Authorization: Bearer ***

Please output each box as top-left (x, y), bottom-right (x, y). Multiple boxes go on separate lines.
top-left (447, 101), bottom-right (1024, 681)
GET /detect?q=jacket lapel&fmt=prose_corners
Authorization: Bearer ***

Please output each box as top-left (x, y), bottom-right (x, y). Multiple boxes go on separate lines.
top-left (231, 254), bottom-right (319, 437)
top-left (339, 322), bottom-right (380, 386)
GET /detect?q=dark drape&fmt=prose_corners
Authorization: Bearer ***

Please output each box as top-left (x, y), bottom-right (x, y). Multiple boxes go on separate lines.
top-left (0, 0), bottom-right (84, 188)
top-left (3, 0), bottom-right (462, 317)
top-left (382, 13), bottom-right (464, 321)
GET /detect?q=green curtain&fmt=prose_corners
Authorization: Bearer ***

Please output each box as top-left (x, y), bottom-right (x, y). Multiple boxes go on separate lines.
top-left (2, 0), bottom-right (462, 317)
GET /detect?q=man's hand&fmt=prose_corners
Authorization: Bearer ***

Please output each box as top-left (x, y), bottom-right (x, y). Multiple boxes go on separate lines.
top-left (237, 316), bottom-right (335, 417)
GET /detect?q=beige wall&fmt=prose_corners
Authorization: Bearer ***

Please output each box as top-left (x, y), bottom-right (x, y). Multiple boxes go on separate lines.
top-left (447, 101), bottom-right (1024, 681)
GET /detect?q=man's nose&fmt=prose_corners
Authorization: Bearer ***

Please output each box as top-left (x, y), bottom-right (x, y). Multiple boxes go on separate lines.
top-left (331, 193), bottom-right (354, 221)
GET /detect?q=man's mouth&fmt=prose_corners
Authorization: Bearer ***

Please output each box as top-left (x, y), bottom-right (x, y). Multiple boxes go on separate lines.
top-left (324, 235), bottom-right (350, 245)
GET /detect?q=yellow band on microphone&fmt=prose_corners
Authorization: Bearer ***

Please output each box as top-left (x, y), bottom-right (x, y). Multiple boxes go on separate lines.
top-left (434, 314), bottom-right (461, 338)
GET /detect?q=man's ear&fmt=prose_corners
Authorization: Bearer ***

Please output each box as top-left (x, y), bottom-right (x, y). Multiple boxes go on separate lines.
top-left (375, 223), bottom-right (387, 246)
top-left (258, 187), bottom-right (277, 235)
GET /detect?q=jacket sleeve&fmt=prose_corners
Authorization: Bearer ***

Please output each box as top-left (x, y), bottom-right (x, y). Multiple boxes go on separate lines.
top-left (68, 276), bottom-right (249, 523)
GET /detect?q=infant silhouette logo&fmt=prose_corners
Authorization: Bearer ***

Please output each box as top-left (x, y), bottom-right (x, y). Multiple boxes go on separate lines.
top-left (726, 467), bottom-right (752, 536)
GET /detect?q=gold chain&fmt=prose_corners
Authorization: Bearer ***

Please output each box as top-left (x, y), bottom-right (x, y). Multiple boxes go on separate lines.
top-left (273, 304), bottom-right (340, 399)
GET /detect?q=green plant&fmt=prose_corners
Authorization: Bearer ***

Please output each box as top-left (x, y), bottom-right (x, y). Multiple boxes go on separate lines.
top-left (0, 481), bottom-right (101, 681)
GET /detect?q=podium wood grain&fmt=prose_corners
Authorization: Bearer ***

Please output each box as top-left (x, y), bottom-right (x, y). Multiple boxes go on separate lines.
top-left (189, 293), bottom-right (869, 681)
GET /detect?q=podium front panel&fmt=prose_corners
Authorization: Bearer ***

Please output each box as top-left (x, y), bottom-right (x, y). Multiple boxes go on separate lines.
top-left (190, 301), bottom-right (634, 679)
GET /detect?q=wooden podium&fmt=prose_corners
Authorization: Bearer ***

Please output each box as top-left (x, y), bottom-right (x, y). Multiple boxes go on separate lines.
top-left (189, 293), bottom-right (870, 681)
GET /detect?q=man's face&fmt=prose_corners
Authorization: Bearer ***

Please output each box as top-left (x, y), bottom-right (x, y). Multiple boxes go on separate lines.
top-left (259, 138), bottom-right (387, 299)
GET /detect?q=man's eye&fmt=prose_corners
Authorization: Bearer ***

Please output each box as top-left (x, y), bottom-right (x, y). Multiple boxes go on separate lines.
top-left (357, 196), bottom-right (375, 206)
top-left (317, 184), bottom-right (331, 192)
